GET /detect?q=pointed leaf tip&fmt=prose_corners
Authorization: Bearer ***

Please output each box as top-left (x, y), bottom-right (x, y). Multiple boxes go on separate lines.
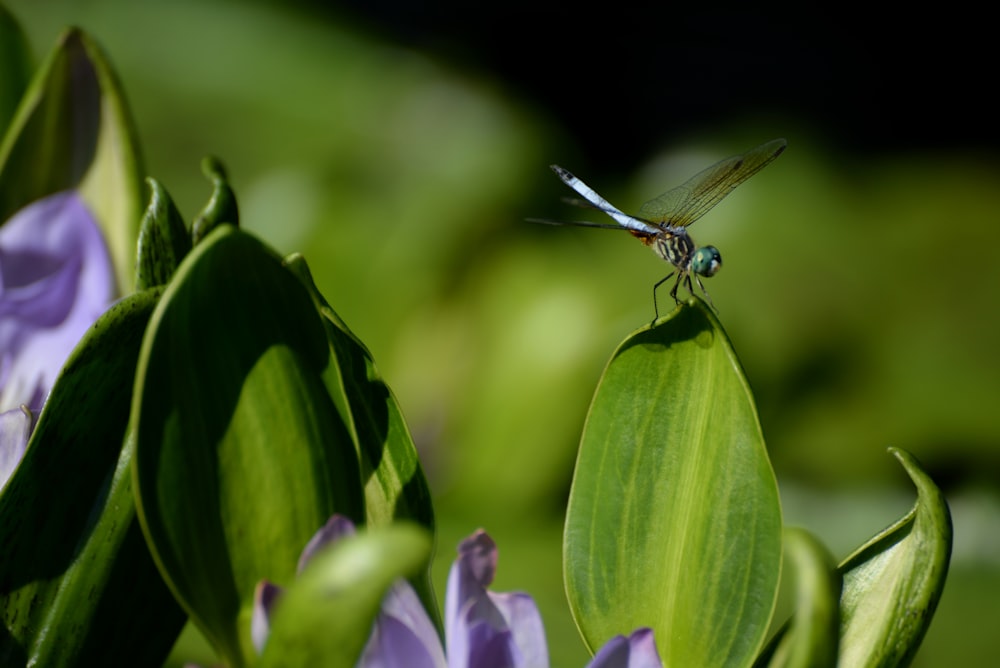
top-left (135, 177), bottom-right (192, 290)
top-left (836, 447), bottom-right (952, 667)
top-left (191, 156), bottom-right (238, 245)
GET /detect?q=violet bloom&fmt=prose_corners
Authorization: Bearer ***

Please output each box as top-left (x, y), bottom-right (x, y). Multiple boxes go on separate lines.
top-left (254, 516), bottom-right (663, 668)
top-left (0, 192), bottom-right (115, 487)
top-left (586, 628), bottom-right (663, 668)
top-left (0, 407), bottom-right (33, 490)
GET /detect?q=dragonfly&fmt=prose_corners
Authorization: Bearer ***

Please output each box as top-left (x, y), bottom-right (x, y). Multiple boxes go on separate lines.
top-left (532, 138), bottom-right (787, 318)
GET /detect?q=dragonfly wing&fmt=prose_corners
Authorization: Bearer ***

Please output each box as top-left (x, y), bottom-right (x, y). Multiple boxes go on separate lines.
top-left (550, 165), bottom-right (660, 235)
top-left (636, 138), bottom-right (786, 227)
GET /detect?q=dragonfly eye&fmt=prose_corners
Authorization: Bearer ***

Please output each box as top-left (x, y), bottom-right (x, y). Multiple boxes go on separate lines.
top-left (691, 246), bottom-right (722, 277)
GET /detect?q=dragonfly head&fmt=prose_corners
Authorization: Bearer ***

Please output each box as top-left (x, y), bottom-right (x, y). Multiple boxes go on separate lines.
top-left (691, 246), bottom-right (722, 277)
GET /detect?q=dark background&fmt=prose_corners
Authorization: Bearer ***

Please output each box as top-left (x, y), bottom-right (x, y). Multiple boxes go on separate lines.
top-left (323, 3), bottom-right (998, 163)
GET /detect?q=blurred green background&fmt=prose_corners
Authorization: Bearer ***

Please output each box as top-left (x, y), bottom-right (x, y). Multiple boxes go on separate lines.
top-left (7, 1), bottom-right (999, 665)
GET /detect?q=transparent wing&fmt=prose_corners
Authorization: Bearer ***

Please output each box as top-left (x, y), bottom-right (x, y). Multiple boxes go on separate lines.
top-left (636, 138), bottom-right (786, 227)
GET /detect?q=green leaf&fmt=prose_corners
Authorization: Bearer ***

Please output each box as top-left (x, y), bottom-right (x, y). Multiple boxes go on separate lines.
top-left (836, 447), bottom-right (952, 667)
top-left (284, 255), bottom-right (434, 529)
top-left (0, 5), bottom-right (32, 136)
top-left (564, 298), bottom-right (783, 665)
top-left (0, 27), bottom-right (144, 295)
top-left (259, 522), bottom-right (433, 668)
top-left (135, 177), bottom-right (193, 290)
top-left (192, 155), bottom-right (239, 245)
top-left (132, 225), bottom-right (365, 667)
top-left (755, 528), bottom-right (841, 668)
top-left (0, 289), bottom-right (186, 666)
top-left (284, 254), bottom-right (439, 628)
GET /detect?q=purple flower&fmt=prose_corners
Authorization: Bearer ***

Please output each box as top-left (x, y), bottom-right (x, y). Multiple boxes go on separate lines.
top-left (0, 191), bottom-right (115, 487)
top-left (0, 407), bottom-right (33, 490)
top-left (254, 516), bottom-right (663, 668)
top-left (440, 529), bottom-right (547, 668)
top-left (585, 628), bottom-right (663, 668)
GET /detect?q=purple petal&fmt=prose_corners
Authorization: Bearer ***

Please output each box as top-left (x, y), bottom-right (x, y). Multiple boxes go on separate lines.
top-left (464, 620), bottom-right (517, 668)
top-left (297, 514), bottom-right (357, 573)
top-left (586, 628), bottom-right (663, 668)
top-left (358, 580), bottom-right (446, 668)
top-left (251, 580), bottom-right (284, 654)
top-left (0, 192), bottom-right (115, 413)
top-left (445, 531), bottom-right (498, 666)
top-left (445, 531), bottom-right (497, 639)
top-left (445, 530), bottom-right (548, 668)
top-left (0, 406), bottom-right (33, 490)
top-left (486, 592), bottom-right (548, 668)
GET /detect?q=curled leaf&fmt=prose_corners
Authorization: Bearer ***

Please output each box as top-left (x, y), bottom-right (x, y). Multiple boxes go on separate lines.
top-left (191, 156), bottom-right (238, 245)
top-left (0, 28), bottom-right (143, 294)
top-left (836, 448), bottom-right (952, 667)
top-left (755, 528), bottom-right (841, 668)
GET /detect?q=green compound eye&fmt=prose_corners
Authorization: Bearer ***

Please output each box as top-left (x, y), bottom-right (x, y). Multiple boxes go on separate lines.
top-left (691, 246), bottom-right (722, 277)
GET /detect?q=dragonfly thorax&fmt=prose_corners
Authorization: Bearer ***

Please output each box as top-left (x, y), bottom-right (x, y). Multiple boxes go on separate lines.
top-left (652, 228), bottom-right (721, 277)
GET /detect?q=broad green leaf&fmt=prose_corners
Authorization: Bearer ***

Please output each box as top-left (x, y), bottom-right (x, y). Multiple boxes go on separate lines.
top-left (285, 254), bottom-right (439, 628)
top-left (836, 447), bottom-right (951, 667)
top-left (564, 298), bottom-right (782, 665)
top-left (260, 522), bottom-right (433, 668)
top-left (0, 5), bottom-right (32, 136)
top-left (132, 225), bottom-right (365, 667)
top-left (755, 528), bottom-right (841, 668)
top-left (0, 289), bottom-right (185, 666)
top-left (284, 255), bottom-right (434, 529)
top-left (0, 28), bottom-right (143, 295)
top-left (135, 177), bottom-right (192, 290)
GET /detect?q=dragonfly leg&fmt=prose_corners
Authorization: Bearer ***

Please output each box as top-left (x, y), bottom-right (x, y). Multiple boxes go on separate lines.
top-left (694, 275), bottom-right (716, 310)
top-left (671, 272), bottom-right (686, 303)
top-left (652, 271), bottom-right (676, 320)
